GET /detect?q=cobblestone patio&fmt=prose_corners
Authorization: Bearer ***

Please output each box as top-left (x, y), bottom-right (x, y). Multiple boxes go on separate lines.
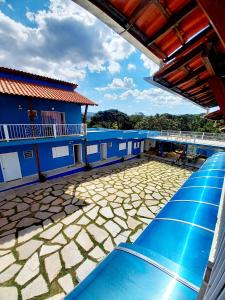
top-left (0, 157), bottom-right (192, 300)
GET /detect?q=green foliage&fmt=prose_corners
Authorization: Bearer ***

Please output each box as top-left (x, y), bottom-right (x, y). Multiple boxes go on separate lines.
top-left (89, 109), bottom-right (132, 130)
top-left (89, 110), bottom-right (218, 133)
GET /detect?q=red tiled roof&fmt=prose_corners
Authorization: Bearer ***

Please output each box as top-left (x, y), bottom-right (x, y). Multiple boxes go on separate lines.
top-left (0, 67), bottom-right (77, 89)
top-left (0, 77), bottom-right (97, 106)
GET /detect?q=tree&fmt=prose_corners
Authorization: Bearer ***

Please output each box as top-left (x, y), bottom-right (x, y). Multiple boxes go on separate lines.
top-left (89, 109), bottom-right (132, 129)
top-left (88, 109), bottom-right (219, 133)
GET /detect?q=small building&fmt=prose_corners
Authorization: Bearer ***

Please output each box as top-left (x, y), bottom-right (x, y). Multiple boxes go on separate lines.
top-left (0, 68), bottom-right (148, 190)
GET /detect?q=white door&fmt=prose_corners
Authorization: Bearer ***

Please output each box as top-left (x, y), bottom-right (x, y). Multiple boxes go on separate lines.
top-left (0, 152), bottom-right (22, 182)
top-left (101, 143), bottom-right (107, 160)
top-left (141, 141), bottom-right (144, 153)
top-left (127, 141), bottom-right (132, 155)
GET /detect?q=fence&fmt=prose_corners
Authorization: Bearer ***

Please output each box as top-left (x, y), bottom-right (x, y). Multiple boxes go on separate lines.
top-left (0, 123), bottom-right (87, 141)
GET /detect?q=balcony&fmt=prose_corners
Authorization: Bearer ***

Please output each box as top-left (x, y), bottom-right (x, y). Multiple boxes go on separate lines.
top-left (152, 130), bottom-right (225, 148)
top-left (0, 123), bottom-right (87, 142)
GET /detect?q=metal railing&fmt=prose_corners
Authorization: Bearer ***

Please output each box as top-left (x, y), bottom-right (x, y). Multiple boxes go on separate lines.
top-left (158, 130), bottom-right (225, 143)
top-left (0, 123), bottom-right (87, 142)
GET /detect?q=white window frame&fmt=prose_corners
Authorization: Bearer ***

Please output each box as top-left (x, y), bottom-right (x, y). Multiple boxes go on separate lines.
top-left (119, 142), bottom-right (127, 151)
top-left (23, 150), bottom-right (34, 159)
top-left (87, 145), bottom-right (98, 155)
top-left (52, 146), bottom-right (69, 158)
top-left (134, 142), bottom-right (140, 149)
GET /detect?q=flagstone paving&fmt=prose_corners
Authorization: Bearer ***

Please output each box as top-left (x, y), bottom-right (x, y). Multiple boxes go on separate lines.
top-left (0, 157), bottom-right (192, 299)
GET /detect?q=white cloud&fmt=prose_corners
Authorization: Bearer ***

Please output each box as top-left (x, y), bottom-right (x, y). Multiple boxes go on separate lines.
top-left (108, 61), bottom-right (120, 74)
top-left (140, 54), bottom-right (159, 76)
top-left (96, 77), bottom-right (135, 91)
top-left (119, 88), bottom-right (182, 107)
top-left (0, 0), bottom-right (135, 83)
top-left (103, 35), bottom-right (135, 61)
top-left (127, 63), bottom-right (136, 71)
top-left (103, 93), bottom-right (118, 100)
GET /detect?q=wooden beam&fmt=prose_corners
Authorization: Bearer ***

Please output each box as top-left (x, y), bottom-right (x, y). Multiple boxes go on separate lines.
top-left (197, 95), bottom-right (214, 103)
top-left (155, 44), bottom-right (203, 78)
top-left (196, 93), bottom-right (213, 101)
top-left (208, 76), bottom-right (225, 116)
top-left (83, 104), bottom-right (88, 124)
top-left (154, 0), bottom-right (185, 44)
top-left (182, 79), bottom-right (208, 93)
top-left (146, 0), bottom-right (197, 46)
top-left (164, 26), bottom-right (213, 62)
top-left (190, 87), bottom-right (210, 97)
top-left (197, 0), bottom-right (225, 49)
top-left (170, 66), bottom-right (205, 88)
top-left (202, 55), bottom-right (216, 76)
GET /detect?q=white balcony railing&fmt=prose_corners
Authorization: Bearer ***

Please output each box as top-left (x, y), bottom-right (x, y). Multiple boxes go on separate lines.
top-left (150, 130), bottom-right (225, 147)
top-left (0, 123), bottom-right (87, 142)
top-left (159, 130), bottom-right (225, 142)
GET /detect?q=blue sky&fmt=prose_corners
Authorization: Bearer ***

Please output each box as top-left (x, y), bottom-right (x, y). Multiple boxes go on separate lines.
top-left (0, 0), bottom-right (206, 115)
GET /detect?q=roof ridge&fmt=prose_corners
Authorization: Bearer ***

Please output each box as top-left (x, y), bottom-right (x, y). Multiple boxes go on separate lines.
top-left (0, 67), bottom-right (78, 89)
top-left (0, 76), bottom-right (75, 92)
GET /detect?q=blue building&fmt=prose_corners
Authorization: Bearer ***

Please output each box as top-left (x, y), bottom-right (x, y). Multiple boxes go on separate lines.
top-left (0, 68), bottom-right (153, 190)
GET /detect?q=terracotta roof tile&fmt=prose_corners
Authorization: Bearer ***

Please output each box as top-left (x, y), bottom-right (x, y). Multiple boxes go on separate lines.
top-left (0, 78), bottom-right (96, 106)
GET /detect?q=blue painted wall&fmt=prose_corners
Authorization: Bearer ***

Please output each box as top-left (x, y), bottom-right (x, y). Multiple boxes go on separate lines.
top-left (0, 137), bottom-right (144, 183)
top-left (86, 139), bottom-right (142, 163)
top-left (0, 144), bottom-right (38, 178)
top-left (0, 139), bottom-right (85, 182)
top-left (0, 95), bottom-right (82, 124)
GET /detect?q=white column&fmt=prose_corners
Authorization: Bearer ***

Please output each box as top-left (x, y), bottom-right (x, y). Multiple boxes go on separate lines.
top-left (3, 125), bottom-right (9, 141)
top-left (53, 124), bottom-right (57, 138)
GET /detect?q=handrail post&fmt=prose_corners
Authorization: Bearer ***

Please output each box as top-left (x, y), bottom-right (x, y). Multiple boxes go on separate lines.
top-left (3, 125), bottom-right (9, 141)
top-left (83, 123), bottom-right (87, 135)
top-left (53, 124), bottom-right (57, 138)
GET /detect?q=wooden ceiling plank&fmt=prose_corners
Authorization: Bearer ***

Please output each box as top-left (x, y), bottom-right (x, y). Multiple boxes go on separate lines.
top-left (170, 65), bottom-right (206, 88)
top-left (182, 78), bottom-right (208, 93)
top-left (163, 26), bottom-right (213, 62)
top-left (155, 44), bottom-right (203, 78)
top-left (146, 0), bottom-right (197, 46)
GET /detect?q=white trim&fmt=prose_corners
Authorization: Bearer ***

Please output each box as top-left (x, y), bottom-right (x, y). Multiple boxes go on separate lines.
top-left (155, 218), bottom-right (214, 233)
top-left (181, 186), bottom-right (222, 190)
top-left (116, 246), bottom-right (199, 292)
top-left (87, 144), bottom-right (98, 155)
top-left (119, 142), bottom-right (126, 151)
top-left (170, 200), bottom-right (219, 207)
top-left (52, 146), bottom-right (69, 158)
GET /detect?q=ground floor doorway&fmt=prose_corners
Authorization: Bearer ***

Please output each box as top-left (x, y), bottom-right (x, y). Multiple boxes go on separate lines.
top-left (73, 144), bottom-right (83, 165)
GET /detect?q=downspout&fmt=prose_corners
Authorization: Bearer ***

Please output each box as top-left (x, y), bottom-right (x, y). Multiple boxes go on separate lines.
top-left (83, 105), bottom-right (88, 166)
top-left (28, 98), bottom-right (45, 182)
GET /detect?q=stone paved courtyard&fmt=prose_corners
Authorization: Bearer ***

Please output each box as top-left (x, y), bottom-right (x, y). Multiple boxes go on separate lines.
top-left (0, 157), bottom-right (192, 300)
